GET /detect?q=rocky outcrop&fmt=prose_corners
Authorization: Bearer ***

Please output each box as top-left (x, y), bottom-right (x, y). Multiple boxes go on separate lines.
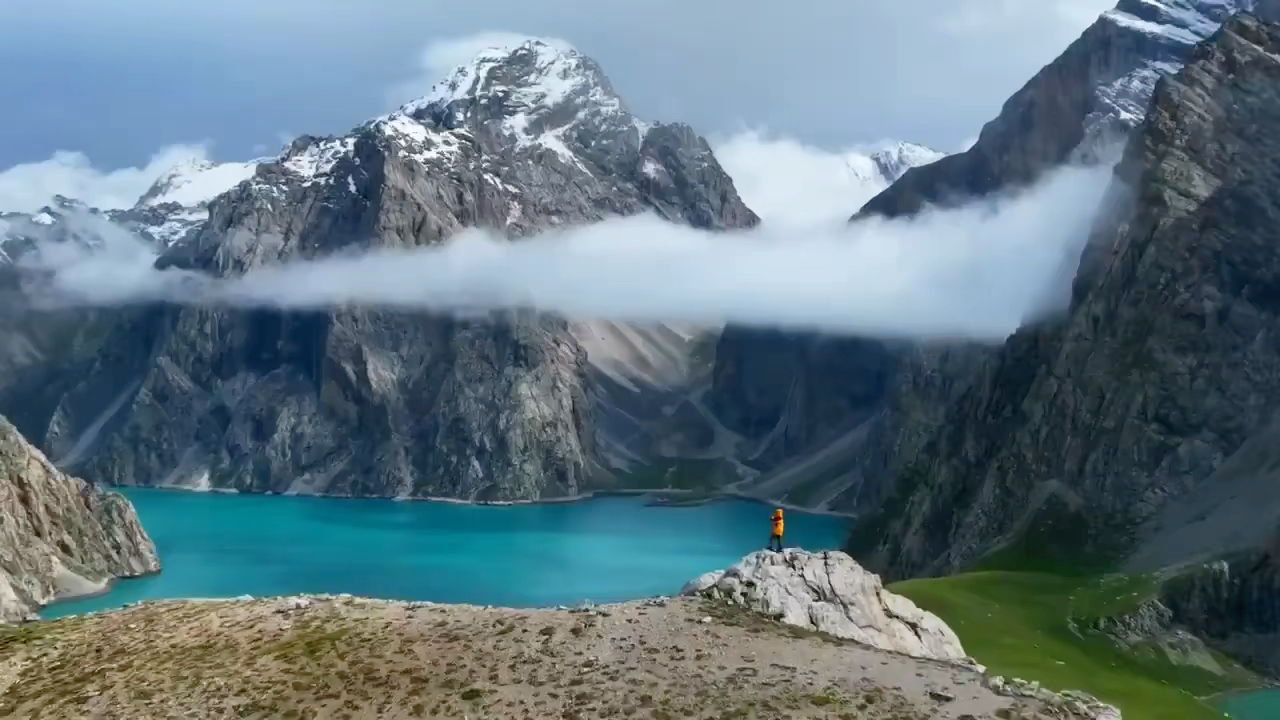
top-left (681, 549), bottom-right (971, 665)
top-left (857, 14), bottom-right (1280, 578)
top-left (982, 676), bottom-right (1122, 720)
top-left (1156, 554), bottom-right (1280, 677)
top-left (3, 41), bottom-right (756, 500)
top-left (0, 414), bottom-right (158, 622)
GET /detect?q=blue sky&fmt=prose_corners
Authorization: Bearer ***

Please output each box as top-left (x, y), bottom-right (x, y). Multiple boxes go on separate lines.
top-left (0, 0), bottom-right (1114, 205)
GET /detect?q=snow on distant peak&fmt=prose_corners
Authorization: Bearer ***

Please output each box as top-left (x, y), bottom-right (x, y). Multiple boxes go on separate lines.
top-left (1073, 0), bottom-right (1255, 160)
top-left (279, 137), bottom-right (355, 186)
top-left (258, 38), bottom-right (645, 190)
top-left (838, 141), bottom-right (944, 186)
top-left (869, 142), bottom-right (946, 183)
top-left (400, 39), bottom-right (638, 166)
top-left (1103, 0), bottom-right (1251, 45)
top-left (137, 158), bottom-right (260, 208)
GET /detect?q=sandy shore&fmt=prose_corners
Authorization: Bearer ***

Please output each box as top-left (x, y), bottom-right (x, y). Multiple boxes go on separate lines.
top-left (0, 593), bottom-right (1079, 719)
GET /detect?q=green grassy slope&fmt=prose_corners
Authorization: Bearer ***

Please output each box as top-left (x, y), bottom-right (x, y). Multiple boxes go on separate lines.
top-left (889, 570), bottom-right (1259, 720)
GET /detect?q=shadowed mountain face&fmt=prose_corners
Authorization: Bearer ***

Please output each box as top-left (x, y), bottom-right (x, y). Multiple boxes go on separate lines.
top-left (858, 13), bottom-right (1280, 579)
top-left (704, 0), bottom-right (1261, 514)
top-left (0, 41), bottom-right (757, 500)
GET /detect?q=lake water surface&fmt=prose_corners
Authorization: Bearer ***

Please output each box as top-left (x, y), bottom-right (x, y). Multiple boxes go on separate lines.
top-left (1220, 688), bottom-right (1280, 720)
top-left (43, 489), bottom-right (850, 617)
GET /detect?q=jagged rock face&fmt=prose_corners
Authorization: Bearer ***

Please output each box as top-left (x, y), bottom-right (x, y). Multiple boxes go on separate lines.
top-left (859, 0), bottom-right (1254, 219)
top-left (26, 41), bottom-right (756, 500)
top-left (706, 0), bottom-right (1255, 514)
top-left (1158, 554), bottom-right (1280, 676)
top-left (681, 549), bottom-right (971, 665)
top-left (859, 14), bottom-right (1280, 578)
top-left (0, 414), bottom-right (158, 622)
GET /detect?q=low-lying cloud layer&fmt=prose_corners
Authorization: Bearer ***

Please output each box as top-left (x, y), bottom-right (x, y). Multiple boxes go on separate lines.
top-left (12, 160), bottom-right (1115, 341)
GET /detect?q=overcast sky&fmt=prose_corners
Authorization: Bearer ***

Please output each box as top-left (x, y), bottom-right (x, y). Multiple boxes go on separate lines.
top-left (0, 0), bottom-right (1117, 167)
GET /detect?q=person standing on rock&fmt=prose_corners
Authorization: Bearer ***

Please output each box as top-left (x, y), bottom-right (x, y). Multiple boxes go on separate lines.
top-left (768, 508), bottom-right (784, 552)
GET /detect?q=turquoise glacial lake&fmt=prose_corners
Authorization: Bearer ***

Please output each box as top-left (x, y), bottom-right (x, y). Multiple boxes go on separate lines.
top-left (1220, 689), bottom-right (1280, 720)
top-left (43, 489), bottom-right (850, 618)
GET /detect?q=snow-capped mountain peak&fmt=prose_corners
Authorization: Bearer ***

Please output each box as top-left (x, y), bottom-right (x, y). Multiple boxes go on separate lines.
top-left (262, 38), bottom-right (650, 192)
top-left (869, 142), bottom-right (946, 183)
top-left (397, 39), bottom-right (640, 166)
top-left (136, 158), bottom-right (260, 209)
top-left (119, 157), bottom-right (264, 245)
top-left (406, 40), bottom-right (622, 121)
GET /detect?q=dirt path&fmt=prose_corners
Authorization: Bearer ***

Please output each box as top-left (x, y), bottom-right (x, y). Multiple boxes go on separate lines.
top-left (0, 595), bottom-right (1068, 719)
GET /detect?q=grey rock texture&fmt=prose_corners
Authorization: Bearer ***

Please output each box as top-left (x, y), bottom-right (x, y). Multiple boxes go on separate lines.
top-left (706, 1), bottom-right (1255, 514)
top-left (1156, 555), bottom-right (1280, 677)
top-left (859, 0), bottom-right (1253, 219)
top-left (681, 549), bottom-right (971, 665)
top-left (982, 676), bottom-right (1122, 720)
top-left (8, 41), bottom-right (756, 500)
top-left (856, 13), bottom-right (1280, 579)
top-left (0, 414), bottom-right (158, 622)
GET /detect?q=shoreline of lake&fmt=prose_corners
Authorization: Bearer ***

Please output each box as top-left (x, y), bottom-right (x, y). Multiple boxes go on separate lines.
top-left (1205, 683), bottom-right (1280, 718)
top-left (116, 483), bottom-right (858, 519)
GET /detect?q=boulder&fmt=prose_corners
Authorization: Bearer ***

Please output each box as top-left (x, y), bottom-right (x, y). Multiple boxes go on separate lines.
top-left (682, 549), bottom-right (970, 665)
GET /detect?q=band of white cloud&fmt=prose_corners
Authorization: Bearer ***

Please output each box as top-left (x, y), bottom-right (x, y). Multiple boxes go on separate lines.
top-left (15, 160), bottom-right (1115, 341)
top-left (0, 144), bottom-right (213, 214)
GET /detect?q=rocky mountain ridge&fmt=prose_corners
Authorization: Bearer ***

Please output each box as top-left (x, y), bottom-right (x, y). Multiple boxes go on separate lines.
top-left (856, 12), bottom-right (1280, 583)
top-left (0, 39), bottom-right (760, 501)
top-left (860, 0), bottom-right (1256, 218)
top-left (704, 0), bottom-right (1266, 519)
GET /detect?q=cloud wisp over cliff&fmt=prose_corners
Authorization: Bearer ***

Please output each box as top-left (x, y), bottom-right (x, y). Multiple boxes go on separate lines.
top-left (8, 161), bottom-right (1114, 341)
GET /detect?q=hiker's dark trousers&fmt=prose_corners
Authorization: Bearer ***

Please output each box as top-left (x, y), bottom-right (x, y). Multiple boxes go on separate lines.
top-left (768, 533), bottom-right (783, 552)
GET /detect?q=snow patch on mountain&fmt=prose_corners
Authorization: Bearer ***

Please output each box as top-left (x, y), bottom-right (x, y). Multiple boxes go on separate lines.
top-left (371, 113), bottom-right (469, 167)
top-left (1073, 0), bottom-right (1255, 159)
top-left (870, 142), bottom-right (947, 183)
top-left (280, 138), bottom-right (356, 186)
top-left (404, 39), bottom-right (641, 167)
top-left (138, 159), bottom-right (259, 208)
top-left (1, 156), bottom-right (265, 251)
top-left (1103, 8), bottom-right (1205, 43)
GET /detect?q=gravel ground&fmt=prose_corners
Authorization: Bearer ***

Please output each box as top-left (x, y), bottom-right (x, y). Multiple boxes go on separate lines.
top-left (0, 594), bottom-right (1078, 719)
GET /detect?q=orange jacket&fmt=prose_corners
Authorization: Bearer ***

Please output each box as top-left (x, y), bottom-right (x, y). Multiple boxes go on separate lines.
top-left (771, 511), bottom-right (784, 536)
